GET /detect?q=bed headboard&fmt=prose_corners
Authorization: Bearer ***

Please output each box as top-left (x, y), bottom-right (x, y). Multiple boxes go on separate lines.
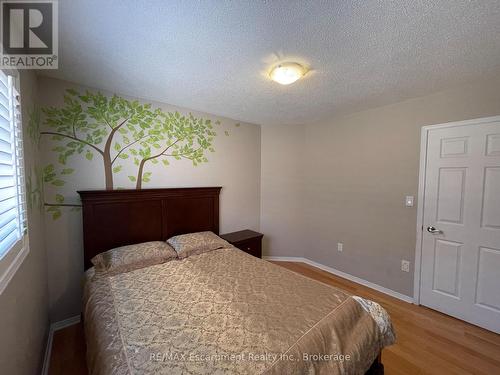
top-left (78, 187), bottom-right (222, 269)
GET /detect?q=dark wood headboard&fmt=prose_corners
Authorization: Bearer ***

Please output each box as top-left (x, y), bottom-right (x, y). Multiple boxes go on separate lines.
top-left (78, 187), bottom-right (222, 269)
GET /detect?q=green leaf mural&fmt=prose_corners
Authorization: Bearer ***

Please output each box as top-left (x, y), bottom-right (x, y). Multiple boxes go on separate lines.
top-left (41, 89), bottom-right (225, 190)
top-left (39, 89), bottom-right (239, 219)
top-left (41, 163), bottom-right (80, 217)
top-left (25, 105), bottom-right (44, 213)
top-left (24, 104), bottom-right (84, 219)
top-left (27, 106), bottom-right (42, 146)
top-left (26, 166), bottom-right (44, 212)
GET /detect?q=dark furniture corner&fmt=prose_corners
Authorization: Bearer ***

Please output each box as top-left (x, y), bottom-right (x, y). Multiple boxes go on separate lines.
top-left (366, 354), bottom-right (384, 375)
top-left (220, 229), bottom-right (263, 258)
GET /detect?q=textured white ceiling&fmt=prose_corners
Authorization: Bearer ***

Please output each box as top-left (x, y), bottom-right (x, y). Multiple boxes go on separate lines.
top-left (42, 0), bottom-right (500, 125)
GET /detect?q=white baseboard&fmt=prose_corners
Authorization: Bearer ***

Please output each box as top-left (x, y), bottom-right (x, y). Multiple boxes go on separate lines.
top-left (41, 315), bottom-right (81, 375)
top-left (264, 256), bottom-right (414, 304)
top-left (263, 256), bottom-right (307, 262)
top-left (50, 315), bottom-right (81, 331)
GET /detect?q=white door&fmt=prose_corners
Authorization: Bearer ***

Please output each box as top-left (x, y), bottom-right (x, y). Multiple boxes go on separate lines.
top-left (420, 117), bottom-right (500, 333)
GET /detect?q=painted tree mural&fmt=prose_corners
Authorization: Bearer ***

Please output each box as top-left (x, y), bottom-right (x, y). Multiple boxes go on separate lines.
top-left (25, 106), bottom-right (44, 212)
top-left (41, 89), bottom-right (219, 190)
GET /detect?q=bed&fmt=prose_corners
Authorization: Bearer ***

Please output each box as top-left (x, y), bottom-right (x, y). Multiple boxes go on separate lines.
top-left (79, 187), bottom-right (395, 375)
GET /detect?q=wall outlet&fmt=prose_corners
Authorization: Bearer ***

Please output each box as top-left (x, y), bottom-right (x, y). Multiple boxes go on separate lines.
top-left (337, 242), bottom-right (343, 252)
top-left (401, 260), bottom-right (410, 272)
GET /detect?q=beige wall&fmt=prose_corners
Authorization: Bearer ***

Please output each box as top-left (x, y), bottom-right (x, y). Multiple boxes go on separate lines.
top-left (37, 77), bottom-right (261, 321)
top-left (261, 125), bottom-right (304, 257)
top-left (262, 77), bottom-right (500, 297)
top-left (0, 72), bottom-right (49, 374)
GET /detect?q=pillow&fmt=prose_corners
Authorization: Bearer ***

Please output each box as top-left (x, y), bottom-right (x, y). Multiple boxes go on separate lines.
top-left (91, 241), bottom-right (177, 275)
top-left (167, 231), bottom-right (230, 259)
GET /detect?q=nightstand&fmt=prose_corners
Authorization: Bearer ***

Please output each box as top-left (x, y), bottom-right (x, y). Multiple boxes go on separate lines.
top-left (220, 230), bottom-right (263, 258)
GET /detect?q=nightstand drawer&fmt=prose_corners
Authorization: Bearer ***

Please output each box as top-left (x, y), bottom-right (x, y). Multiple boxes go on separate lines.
top-left (234, 239), bottom-right (262, 258)
top-left (220, 229), bottom-right (263, 258)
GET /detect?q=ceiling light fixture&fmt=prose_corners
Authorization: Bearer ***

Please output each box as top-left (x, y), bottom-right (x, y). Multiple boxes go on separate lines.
top-left (269, 62), bottom-right (307, 85)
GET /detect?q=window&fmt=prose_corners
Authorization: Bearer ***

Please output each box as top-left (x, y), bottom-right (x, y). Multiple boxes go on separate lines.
top-left (0, 70), bottom-right (26, 261)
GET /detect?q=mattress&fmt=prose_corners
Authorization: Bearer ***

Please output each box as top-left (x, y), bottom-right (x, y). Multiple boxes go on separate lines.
top-left (83, 246), bottom-right (395, 375)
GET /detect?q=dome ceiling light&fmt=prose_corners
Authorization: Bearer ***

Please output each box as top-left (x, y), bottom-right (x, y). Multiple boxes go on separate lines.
top-left (269, 62), bottom-right (307, 85)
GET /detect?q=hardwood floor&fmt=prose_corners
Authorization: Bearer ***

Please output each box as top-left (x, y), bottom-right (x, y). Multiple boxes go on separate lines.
top-left (48, 319), bottom-right (87, 375)
top-left (48, 261), bottom-right (500, 375)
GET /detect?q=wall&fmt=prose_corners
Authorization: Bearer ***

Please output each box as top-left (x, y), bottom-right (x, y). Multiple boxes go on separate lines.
top-left (0, 72), bottom-right (49, 374)
top-left (36, 76), bottom-right (261, 321)
top-left (260, 125), bottom-right (304, 257)
top-left (262, 77), bottom-right (500, 297)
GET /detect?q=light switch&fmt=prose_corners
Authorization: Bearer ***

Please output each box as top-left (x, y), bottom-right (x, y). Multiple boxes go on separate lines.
top-left (405, 196), bottom-right (414, 207)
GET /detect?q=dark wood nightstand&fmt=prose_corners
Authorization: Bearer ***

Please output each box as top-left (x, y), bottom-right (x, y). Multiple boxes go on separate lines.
top-left (220, 230), bottom-right (263, 258)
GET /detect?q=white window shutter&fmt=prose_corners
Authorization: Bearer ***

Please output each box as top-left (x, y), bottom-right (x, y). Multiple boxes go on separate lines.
top-left (0, 71), bottom-right (26, 257)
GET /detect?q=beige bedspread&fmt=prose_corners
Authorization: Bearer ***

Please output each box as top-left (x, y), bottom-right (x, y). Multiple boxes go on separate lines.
top-left (83, 247), bottom-right (395, 375)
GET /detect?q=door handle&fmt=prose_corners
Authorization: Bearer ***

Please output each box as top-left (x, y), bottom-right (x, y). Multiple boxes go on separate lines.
top-left (427, 226), bottom-right (443, 234)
